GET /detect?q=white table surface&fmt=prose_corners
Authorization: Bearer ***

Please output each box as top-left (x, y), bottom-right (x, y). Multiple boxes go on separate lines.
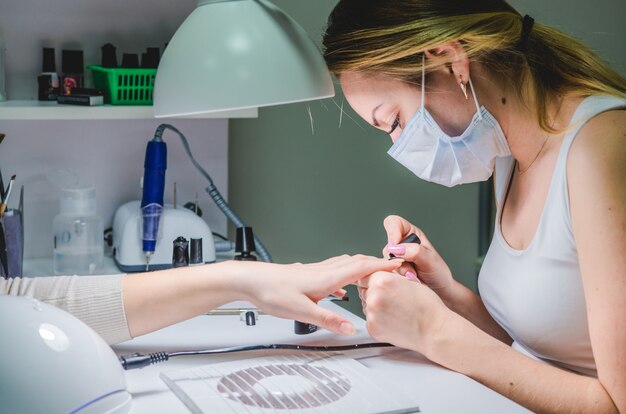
top-left (112, 301), bottom-right (530, 414)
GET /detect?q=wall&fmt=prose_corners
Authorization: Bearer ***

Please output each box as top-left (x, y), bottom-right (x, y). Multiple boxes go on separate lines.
top-left (228, 0), bottom-right (626, 317)
top-left (0, 0), bottom-right (194, 98)
top-left (0, 0), bottom-right (230, 260)
top-left (0, 119), bottom-right (228, 259)
top-left (509, 0), bottom-right (626, 74)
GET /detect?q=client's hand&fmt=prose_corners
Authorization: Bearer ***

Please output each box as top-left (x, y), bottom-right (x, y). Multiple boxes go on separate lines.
top-left (234, 255), bottom-right (401, 336)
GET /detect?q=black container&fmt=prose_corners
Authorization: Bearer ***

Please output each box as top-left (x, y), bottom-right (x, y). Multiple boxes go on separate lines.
top-left (38, 48), bottom-right (59, 101)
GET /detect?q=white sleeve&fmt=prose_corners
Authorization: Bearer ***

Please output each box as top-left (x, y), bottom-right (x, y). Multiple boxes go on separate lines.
top-left (0, 275), bottom-right (132, 344)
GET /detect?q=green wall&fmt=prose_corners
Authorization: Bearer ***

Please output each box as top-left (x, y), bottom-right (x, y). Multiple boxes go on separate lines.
top-left (228, 0), bottom-right (480, 317)
top-left (229, 0), bottom-right (626, 317)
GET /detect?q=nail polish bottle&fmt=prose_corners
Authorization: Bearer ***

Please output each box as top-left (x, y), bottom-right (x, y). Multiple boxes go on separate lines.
top-left (189, 238), bottom-right (203, 266)
top-left (388, 233), bottom-right (421, 259)
top-left (61, 50), bottom-right (83, 95)
top-left (294, 320), bottom-right (318, 335)
top-left (121, 53), bottom-right (139, 68)
top-left (37, 48), bottom-right (59, 101)
top-left (234, 227), bottom-right (257, 261)
top-left (101, 43), bottom-right (117, 68)
top-left (141, 48), bottom-right (160, 68)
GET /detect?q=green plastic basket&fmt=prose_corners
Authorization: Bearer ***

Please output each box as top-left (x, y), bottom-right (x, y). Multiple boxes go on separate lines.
top-left (88, 65), bottom-right (157, 105)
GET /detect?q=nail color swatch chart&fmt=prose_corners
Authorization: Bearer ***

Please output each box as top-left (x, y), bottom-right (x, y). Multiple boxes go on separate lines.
top-left (160, 352), bottom-right (420, 413)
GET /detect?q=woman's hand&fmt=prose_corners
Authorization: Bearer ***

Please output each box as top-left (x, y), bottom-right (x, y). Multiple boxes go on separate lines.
top-left (382, 215), bottom-right (455, 297)
top-left (357, 271), bottom-right (452, 357)
top-left (233, 255), bottom-right (401, 336)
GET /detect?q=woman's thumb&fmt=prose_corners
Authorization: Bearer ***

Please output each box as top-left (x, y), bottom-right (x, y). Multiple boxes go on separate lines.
top-left (383, 215), bottom-right (407, 244)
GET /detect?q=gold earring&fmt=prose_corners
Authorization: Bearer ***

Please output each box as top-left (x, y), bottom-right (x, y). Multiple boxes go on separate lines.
top-left (459, 80), bottom-right (469, 100)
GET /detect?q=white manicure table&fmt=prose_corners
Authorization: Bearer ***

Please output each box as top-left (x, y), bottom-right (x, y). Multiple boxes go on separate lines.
top-left (112, 301), bottom-right (530, 413)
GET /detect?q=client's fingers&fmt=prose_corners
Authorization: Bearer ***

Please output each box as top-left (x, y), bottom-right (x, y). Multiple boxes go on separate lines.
top-left (354, 275), bottom-right (373, 288)
top-left (334, 256), bottom-right (401, 286)
top-left (315, 254), bottom-right (351, 266)
top-left (331, 289), bottom-right (347, 298)
top-left (396, 262), bottom-right (417, 278)
top-left (296, 299), bottom-right (355, 336)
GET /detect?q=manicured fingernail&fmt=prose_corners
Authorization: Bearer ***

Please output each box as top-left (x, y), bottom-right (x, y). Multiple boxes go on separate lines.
top-left (405, 271), bottom-right (419, 282)
top-left (339, 322), bottom-right (355, 335)
top-left (387, 245), bottom-right (406, 255)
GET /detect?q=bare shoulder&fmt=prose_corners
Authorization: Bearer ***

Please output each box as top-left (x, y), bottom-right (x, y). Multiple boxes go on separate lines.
top-left (568, 108), bottom-right (626, 180)
top-left (567, 107), bottom-right (625, 230)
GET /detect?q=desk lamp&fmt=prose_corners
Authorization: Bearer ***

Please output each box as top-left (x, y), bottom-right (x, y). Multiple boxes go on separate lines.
top-left (150, 0), bottom-right (335, 263)
top-left (153, 0), bottom-right (335, 117)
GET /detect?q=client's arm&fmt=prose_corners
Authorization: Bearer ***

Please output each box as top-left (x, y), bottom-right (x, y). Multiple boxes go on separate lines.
top-left (2, 255), bottom-right (399, 344)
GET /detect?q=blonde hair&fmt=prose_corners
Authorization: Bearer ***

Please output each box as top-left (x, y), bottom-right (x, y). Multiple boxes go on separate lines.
top-left (322, 0), bottom-right (626, 132)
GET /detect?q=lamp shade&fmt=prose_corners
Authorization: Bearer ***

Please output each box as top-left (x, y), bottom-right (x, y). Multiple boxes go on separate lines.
top-left (153, 0), bottom-right (335, 118)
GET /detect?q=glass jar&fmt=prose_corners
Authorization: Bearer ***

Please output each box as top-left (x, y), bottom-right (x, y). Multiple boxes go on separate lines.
top-left (53, 187), bottom-right (104, 275)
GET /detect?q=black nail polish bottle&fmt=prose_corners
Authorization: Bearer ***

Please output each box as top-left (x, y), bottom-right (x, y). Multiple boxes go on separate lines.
top-left (37, 48), bottom-right (59, 101)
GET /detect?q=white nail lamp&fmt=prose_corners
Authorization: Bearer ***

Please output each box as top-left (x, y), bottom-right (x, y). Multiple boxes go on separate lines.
top-left (0, 295), bottom-right (131, 413)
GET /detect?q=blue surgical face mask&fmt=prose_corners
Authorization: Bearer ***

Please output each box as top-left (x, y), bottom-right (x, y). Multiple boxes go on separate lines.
top-left (387, 58), bottom-right (511, 187)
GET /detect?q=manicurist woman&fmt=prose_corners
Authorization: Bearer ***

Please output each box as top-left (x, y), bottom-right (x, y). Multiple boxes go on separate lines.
top-left (322, 1), bottom-right (626, 412)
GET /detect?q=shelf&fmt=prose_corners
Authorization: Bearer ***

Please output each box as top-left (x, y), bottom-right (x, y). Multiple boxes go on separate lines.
top-left (0, 100), bottom-right (258, 120)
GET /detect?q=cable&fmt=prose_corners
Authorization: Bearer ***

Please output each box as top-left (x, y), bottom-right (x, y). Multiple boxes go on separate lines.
top-left (120, 342), bottom-right (394, 370)
top-left (205, 183), bottom-right (272, 262)
top-left (214, 240), bottom-right (235, 253)
top-left (153, 124), bottom-right (272, 262)
top-left (212, 232), bottom-right (229, 241)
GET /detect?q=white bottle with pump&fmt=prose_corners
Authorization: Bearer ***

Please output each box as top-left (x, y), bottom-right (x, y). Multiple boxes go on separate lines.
top-left (53, 187), bottom-right (104, 275)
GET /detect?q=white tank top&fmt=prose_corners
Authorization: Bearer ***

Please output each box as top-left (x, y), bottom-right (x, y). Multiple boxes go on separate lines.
top-left (478, 95), bottom-right (626, 377)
